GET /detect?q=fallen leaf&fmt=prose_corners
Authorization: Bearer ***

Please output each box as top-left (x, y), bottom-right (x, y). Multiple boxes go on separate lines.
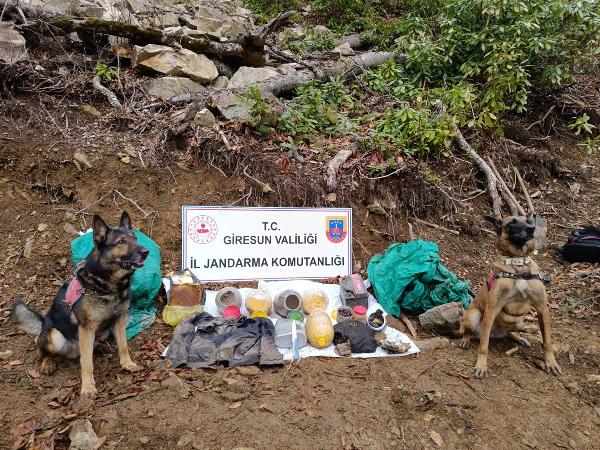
top-left (27, 369), bottom-right (41, 379)
top-left (117, 153), bottom-right (131, 164)
top-left (430, 430), bottom-right (444, 447)
top-left (424, 413), bottom-right (435, 422)
top-left (37, 223), bottom-right (48, 232)
top-left (23, 239), bottom-right (34, 258)
top-left (9, 360), bottom-right (23, 366)
top-left (505, 346), bottom-right (519, 355)
top-left (228, 401), bottom-right (243, 410)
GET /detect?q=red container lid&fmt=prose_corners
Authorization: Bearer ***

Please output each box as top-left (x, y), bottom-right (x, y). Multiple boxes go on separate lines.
top-left (353, 305), bottom-right (367, 315)
top-left (223, 305), bottom-right (241, 319)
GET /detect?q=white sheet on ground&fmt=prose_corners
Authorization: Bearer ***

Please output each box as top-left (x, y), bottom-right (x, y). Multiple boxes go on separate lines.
top-left (162, 279), bottom-right (419, 360)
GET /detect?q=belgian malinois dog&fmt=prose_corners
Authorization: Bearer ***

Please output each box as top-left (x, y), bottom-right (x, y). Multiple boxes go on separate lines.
top-left (458, 213), bottom-right (562, 378)
top-left (12, 212), bottom-right (149, 398)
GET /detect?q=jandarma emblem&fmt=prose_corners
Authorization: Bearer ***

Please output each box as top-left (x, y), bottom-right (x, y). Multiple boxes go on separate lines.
top-left (188, 215), bottom-right (218, 244)
top-left (326, 216), bottom-right (347, 243)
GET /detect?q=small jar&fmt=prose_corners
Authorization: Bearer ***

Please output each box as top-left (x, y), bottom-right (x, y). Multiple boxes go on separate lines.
top-left (353, 305), bottom-right (368, 323)
top-left (302, 288), bottom-right (329, 314)
top-left (274, 289), bottom-right (303, 317)
top-left (367, 309), bottom-right (386, 331)
top-left (336, 306), bottom-right (354, 323)
top-left (245, 289), bottom-right (272, 316)
top-left (215, 287), bottom-right (242, 314)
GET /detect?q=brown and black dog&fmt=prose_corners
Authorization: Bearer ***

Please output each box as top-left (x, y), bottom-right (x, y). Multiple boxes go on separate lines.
top-left (458, 213), bottom-right (562, 378)
top-left (12, 212), bottom-right (148, 397)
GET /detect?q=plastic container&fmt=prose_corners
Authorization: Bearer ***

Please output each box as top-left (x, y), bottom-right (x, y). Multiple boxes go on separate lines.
top-left (251, 311), bottom-right (268, 319)
top-left (162, 304), bottom-right (203, 326)
top-left (245, 289), bottom-right (272, 316)
top-left (367, 309), bottom-right (386, 331)
top-left (287, 310), bottom-right (304, 323)
top-left (336, 306), bottom-right (354, 323)
top-left (302, 288), bottom-right (329, 315)
top-left (223, 305), bottom-right (241, 320)
top-left (215, 287), bottom-right (242, 314)
top-left (306, 310), bottom-right (334, 349)
top-left (275, 319), bottom-right (307, 349)
top-left (273, 289), bottom-right (303, 318)
top-left (353, 305), bottom-right (368, 323)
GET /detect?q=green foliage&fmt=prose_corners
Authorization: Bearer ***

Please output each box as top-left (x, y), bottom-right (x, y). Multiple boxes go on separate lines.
top-left (369, 103), bottom-right (456, 158)
top-left (278, 76), bottom-right (355, 138)
top-left (579, 135), bottom-right (600, 155)
top-left (242, 86), bottom-right (276, 135)
top-left (94, 64), bottom-right (117, 82)
top-left (244, 0), bottom-right (300, 21)
top-left (569, 113), bottom-right (596, 136)
top-left (280, 26), bottom-right (338, 54)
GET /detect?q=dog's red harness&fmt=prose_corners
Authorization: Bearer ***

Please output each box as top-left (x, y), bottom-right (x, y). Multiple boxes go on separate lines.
top-left (65, 277), bottom-right (84, 307)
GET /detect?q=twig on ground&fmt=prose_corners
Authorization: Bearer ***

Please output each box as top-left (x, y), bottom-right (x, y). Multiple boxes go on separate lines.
top-left (326, 142), bottom-right (357, 190)
top-left (487, 157), bottom-right (525, 215)
top-left (212, 125), bottom-right (232, 151)
top-left (408, 222), bottom-right (416, 241)
top-left (400, 315), bottom-right (417, 339)
top-left (526, 105), bottom-right (555, 131)
top-left (413, 218), bottom-right (460, 235)
top-left (453, 125), bottom-right (502, 219)
top-left (93, 76), bottom-right (123, 111)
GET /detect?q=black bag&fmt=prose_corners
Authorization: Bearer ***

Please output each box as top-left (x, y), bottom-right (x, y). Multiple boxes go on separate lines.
top-left (558, 227), bottom-right (600, 263)
top-left (333, 321), bottom-right (378, 354)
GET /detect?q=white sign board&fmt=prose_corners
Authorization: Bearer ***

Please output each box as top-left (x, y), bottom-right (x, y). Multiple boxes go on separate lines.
top-left (182, 207), bottom-right (352, 282)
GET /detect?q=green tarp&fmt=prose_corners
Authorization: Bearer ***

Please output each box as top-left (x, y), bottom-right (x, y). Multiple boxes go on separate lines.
top-left (71, 230), bottom-right (161, 339)
top-left (367, 239), bottom-right (472, 316)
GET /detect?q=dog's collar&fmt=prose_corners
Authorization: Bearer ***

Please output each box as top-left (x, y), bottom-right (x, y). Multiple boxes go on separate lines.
top-left (71, 262), bottom-right (114, 300)
top-left (503, 256), bottom-right (532, 266)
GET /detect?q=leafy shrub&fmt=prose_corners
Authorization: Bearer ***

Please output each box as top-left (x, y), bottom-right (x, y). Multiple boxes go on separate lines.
top-left (244, 0), bottom-right (300, 21)
top-left (280, 26), bottom-right (338, 54)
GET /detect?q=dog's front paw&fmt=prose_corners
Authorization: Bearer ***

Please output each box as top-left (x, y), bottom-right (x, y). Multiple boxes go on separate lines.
top-left (474, 362), bottom-right (489, 379)
top-left (80, 384), bottom-right (97, 399)
top-left (121, 361), bottom-right (142, 372)
top-left (544, 356), bottom-right (562, 376)
top-left (39, 357), bottom-right (56, 375)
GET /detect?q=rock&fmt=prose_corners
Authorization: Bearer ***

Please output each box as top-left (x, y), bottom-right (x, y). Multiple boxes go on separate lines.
top-left (29, 0), bottom-right (75, 15)
top-left (314, 25), bottom-right (330, 33)
top-left (81, 104), bottom-right (102, 117)
top-left (139, 436), bottom-right (150, 445)
top-left (228, 66), bottom-right (279, 89)
top-left (281, 26), bottom-right (306, 40)
top-left (192, 109), bottom-right (216, 128)
top-left (74, 152), bottom-right (93, 169)
top-left (367, 200), bottom-right (386, 215)
top-left (326, 193), bottom-right (337, 202)
top-left (37, 223), bottom-right (48, 232)
top-left (332, 42), bottom-right (355, 56)
top-left (414, 337), bottom-right (450, 352)
top-left (144, 76), bottom-right (206, 98)
top-left (0, 350), bottom-right (14, 360)
top-left (64, 223), bottom-right (77, 235)
top-left (212, 76), bottom-right (229, 89)
top-left (195, 4), bottom-right (254, 39)
top-left (176, 432), bottom-right (194, 448)
top-left (0, 23), bottom-right (28, 64)
top-left (418, 302), bottom-right (464, 333)
top-left (23, 239), bottom-right (34, 258)
top-left (132, 45), bottom-right (218, 83)
top-left (212, 91), bottom-right (250, 121)
top-left (276, 64), bottom-right (297, 75)
top-left (587, 374), bottom-right (600, 383)
top-left (69, 419), bottom-right (99, 450)
top-left (234, 366), bottom-right (261, 376)
top-left (429, 430), bottom-right (444, 447)
top-left (154, 12), bottom-right (181, 28)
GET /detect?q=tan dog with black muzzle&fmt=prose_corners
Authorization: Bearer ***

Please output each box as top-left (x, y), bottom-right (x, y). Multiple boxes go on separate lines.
top-left (458, 213), bottom-right (562, 378)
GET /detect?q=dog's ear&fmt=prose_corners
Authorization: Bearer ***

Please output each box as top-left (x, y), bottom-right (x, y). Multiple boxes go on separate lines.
top-left (119, 211), bottom-right (132, 230)
top-left (93, 214), bottom-right (110, 246)
top-left (526, 211), bottom-right (535, 225)
top-left (483, 215), bottom-right (503, 235)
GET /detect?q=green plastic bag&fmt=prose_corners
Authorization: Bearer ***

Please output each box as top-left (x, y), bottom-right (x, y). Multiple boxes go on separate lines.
top-left (71, 229), bottom-right (161, 339)
top-left (367, 239), bottom-right (471, 317)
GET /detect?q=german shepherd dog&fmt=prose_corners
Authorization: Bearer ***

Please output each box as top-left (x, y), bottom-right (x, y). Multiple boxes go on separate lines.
top-left (12, 212), bottom-right (149, 398)
top-left (457, 213), bottom-right (562, 378)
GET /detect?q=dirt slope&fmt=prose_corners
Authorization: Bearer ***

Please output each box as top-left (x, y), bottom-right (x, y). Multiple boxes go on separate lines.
top-left (1, 100), bottom-right (599, 449)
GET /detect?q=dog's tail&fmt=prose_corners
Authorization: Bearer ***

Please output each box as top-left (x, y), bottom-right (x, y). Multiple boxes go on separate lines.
top-left (11, 300), bottom-right (43, 336)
